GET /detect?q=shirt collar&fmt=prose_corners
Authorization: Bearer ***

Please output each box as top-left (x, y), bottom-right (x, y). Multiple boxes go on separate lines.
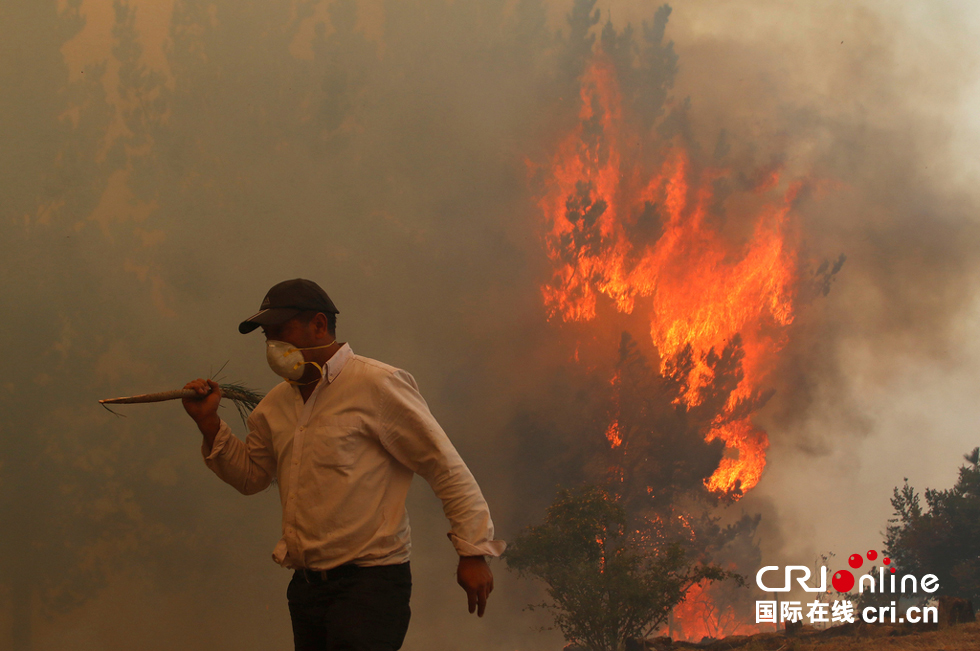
top-left (322, 343), bottom-right (353, 384)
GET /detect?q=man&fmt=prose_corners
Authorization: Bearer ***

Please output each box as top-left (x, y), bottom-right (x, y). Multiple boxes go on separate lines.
top-left (182, 278), bottom-right (505, 651)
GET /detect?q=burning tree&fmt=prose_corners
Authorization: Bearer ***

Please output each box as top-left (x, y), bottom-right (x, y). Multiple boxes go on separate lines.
top-left (513, 0), bottom-right (841, 641)
top-left (505, 485), bottom-right (739, 651)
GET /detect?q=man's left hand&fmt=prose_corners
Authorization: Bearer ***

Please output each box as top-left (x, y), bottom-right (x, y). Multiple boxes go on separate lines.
top-left (457, 556), bottom-right (493, 617)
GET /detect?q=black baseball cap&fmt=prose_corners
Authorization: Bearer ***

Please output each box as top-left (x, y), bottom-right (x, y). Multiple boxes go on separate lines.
top-left (239, 278), bottom-right (339, 334)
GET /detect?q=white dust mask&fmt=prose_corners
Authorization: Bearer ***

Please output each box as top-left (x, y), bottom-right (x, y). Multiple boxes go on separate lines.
top-left (266, 339), bottom-right (335, 381)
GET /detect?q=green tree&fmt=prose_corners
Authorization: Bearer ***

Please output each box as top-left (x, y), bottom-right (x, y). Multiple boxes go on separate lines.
top-left (505, 485), bottom-right (740, 651)
top-left (885, 447), bottom-right (980, 604)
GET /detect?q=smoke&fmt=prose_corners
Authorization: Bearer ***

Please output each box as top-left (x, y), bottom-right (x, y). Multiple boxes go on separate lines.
top-left (1, 0), bottom-right (979, 649)
top-left (659, 0), bottom-right (980, 566)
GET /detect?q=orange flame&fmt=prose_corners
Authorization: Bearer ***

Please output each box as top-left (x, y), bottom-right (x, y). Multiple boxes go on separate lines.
top-left (539, 56), bottom-right (799, 497)
top-left (605, 420), bottom-right (623, 448)
top-left (667, 582), bottom-right (766, 641)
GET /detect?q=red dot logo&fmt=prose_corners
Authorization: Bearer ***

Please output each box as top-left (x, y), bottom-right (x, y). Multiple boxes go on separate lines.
top-left (867, 550), bottom-right (878, 561)
top-left (832, 569), bottom-right (855, 592)
top-left (848, 553), bottom-right (863, 569)
top-left (883, 557), bottom-right (891, 565)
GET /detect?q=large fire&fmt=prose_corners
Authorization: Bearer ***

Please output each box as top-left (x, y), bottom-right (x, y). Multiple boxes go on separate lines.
top-left (539, 56), bottom-right (800, 498)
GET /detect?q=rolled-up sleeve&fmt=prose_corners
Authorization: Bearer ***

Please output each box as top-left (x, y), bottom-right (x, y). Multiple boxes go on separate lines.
top-left (202, 417), bottom-right (276, 496)
top-left (378, 370), bottom-right (506, 557)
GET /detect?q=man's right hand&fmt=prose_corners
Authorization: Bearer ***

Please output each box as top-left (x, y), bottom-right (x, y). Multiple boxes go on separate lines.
top-left (182, 379), bottom-right (222, 446)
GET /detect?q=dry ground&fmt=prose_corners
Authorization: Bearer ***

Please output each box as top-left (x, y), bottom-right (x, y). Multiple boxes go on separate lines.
top-left (661, 621), bottom-right (980, 651)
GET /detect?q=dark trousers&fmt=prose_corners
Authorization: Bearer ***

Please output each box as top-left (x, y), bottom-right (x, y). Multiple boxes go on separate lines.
top-left (287, 562), bottom-right (412, 651)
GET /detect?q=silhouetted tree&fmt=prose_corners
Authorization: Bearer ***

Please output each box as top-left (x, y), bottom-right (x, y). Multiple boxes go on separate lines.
top-left (885, 447), bottom-right (980, 604)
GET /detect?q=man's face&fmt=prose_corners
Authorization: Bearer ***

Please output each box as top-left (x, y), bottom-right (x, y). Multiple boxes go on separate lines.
top-left (261, 315), bottom-right (314, 349)
top-left (261, 317), bottom-right (323, 383)
top-left (261, 314), bottom-right (334, 383)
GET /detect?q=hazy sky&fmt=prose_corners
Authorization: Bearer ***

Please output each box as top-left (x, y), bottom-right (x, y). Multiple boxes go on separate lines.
top-left (2, 0), bottom-right (980, 649)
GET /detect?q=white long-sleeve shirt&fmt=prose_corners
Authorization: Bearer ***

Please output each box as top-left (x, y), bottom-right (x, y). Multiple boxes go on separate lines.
top-left (202, 343), bottom-right (505, 569)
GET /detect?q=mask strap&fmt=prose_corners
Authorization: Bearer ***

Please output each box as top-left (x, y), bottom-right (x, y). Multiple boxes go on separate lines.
top-left (295, 339), bottom-right (336, 352)
top-left (284, 340), bottom-right (335, 385)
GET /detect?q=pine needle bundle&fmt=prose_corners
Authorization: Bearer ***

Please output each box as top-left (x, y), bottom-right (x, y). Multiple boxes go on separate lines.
top-left (100, 383), bottom-right (265, 427)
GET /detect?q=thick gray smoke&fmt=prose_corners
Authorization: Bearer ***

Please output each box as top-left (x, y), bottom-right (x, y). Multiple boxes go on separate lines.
top-left (1, 0), bottom-right (979, 649)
